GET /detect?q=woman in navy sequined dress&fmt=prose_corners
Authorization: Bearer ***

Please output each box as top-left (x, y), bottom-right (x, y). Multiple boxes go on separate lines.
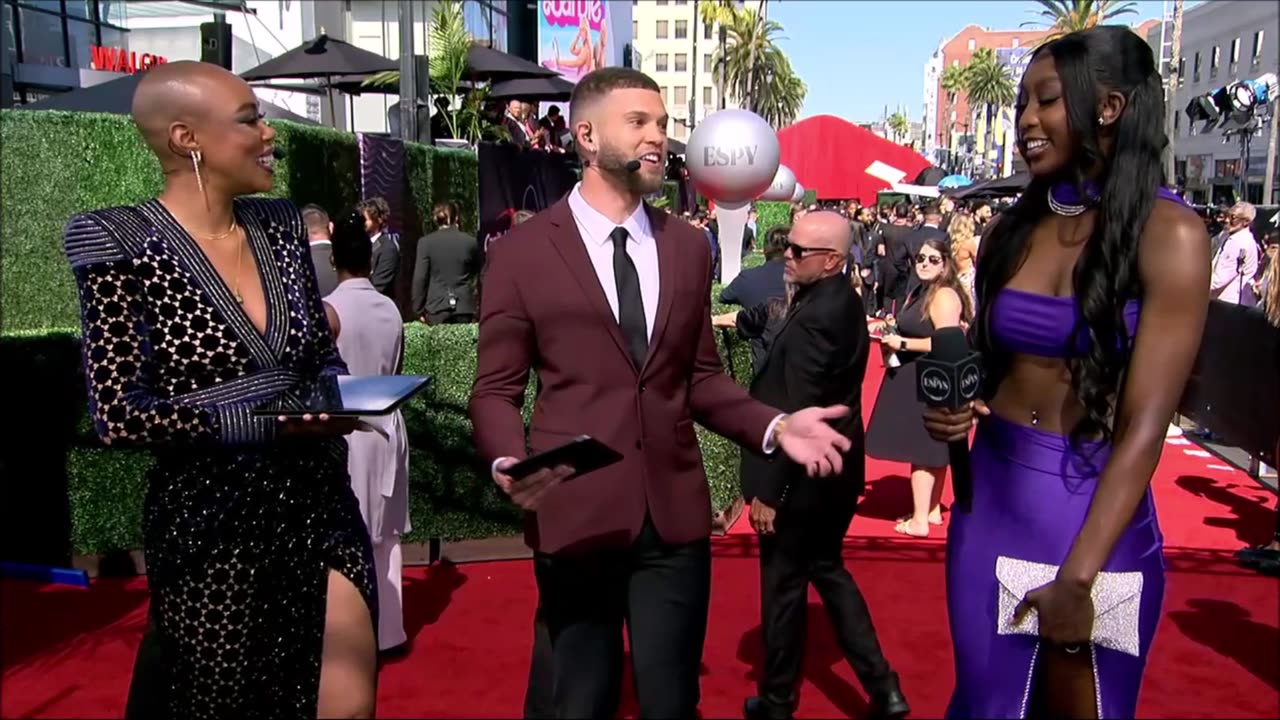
top-left (63, 62), bottom-right (377, 719)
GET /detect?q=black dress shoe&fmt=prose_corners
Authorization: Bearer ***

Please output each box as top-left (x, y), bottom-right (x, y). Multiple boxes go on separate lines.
top-left (743, 696), bottom-right (792, 720)
top-left (867, 672), bottom-right (910, 718)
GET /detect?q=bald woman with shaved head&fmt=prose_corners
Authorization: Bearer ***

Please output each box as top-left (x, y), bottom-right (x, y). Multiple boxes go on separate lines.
top-left (64, 61), bottom-right (377, 718)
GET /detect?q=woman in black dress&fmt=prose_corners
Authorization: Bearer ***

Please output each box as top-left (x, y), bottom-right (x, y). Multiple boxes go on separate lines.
top-left (866, 236), bottom-right (973, 537)
top-left (64, 62), bottom-right (377, 718)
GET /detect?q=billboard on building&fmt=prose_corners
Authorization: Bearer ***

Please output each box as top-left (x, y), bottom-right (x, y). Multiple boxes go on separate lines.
top-left (996, 47), bottom-right (1033, 82)
top-left (537, 1), bottom-right (625, 84)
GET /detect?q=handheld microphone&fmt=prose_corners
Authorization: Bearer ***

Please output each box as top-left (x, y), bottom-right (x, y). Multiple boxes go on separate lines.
top-left (916, 326), bottom-right (982, 512)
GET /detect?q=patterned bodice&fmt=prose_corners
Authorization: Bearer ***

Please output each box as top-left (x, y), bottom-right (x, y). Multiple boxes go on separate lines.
top-left (64, 197), bottom-right (347, 447)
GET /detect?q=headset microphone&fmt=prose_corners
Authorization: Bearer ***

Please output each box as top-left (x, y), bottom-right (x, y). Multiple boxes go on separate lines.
top-left (273, 147), bottom-right (286, 159)
top-left (624, 159), bottom-right (642, 172)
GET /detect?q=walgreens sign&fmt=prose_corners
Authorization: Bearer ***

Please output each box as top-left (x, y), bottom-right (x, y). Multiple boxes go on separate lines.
top-left (90, 45), bottom-right (168, 74)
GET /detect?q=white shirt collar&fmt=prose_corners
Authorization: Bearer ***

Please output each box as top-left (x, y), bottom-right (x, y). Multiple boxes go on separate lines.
top-left (309, 238), bottom-right (332, 246)
top-left (567, 183), bottom-right (653, 246)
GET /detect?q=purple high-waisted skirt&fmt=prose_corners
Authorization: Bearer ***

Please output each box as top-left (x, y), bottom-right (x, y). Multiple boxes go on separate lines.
top-left (945, 413), bottom-right (1165, 719)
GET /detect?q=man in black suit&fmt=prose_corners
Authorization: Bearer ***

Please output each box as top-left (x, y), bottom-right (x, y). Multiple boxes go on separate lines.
top-left (359, 197), bottom-right (401, 297)
top-left (719, 224), bottom-right (788, 310)
top-left (877, 203), bottom-right (913, 315)
top-left (411, 201), bottom-right (482, 324)
top-left (892, 203), bottom-right (947, 308)
top-left (740, 211), bottom-right (909, 720)
top-left (301, 204), bottom-right (338, 297)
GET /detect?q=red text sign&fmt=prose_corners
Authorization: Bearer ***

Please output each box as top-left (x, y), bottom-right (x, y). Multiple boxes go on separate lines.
top-left (90, 46), bottom-right (168, 74)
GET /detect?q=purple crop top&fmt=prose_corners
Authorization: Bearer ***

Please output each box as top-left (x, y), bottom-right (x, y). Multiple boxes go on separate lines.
top-left (990, 288), bottom-right (1139, 358)
top-left (986, 187), bottom-right (1183, 358)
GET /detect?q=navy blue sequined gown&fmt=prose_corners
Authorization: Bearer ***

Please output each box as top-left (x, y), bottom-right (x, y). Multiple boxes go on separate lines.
top-left (64, 197), bottom-right (377, 719)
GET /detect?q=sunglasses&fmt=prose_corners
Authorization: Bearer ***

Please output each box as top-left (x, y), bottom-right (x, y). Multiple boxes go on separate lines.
top-left (915, 253), bottom-right (944, 266)
top-left (786, 241), bottom-right (837, 259)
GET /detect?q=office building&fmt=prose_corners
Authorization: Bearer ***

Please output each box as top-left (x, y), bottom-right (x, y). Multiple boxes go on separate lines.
top-left (629, 0), bottom-right (739, 142)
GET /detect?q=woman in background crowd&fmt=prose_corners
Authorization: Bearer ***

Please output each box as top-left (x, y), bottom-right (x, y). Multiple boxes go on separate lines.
top-left (924, 27), bottom-right (1209, 718)
top-left (867, 235), bottom-right (973, 537)
top-left (948, 213), bottom-right (979, 306)
top-left (1237, 230), bottom-right (1279, 576)
top-left (323, 213), bottom-right (412, 654)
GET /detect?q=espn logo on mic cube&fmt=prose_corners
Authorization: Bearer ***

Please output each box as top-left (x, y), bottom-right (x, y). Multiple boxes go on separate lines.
top-left (916, 352), bottom-right (982, 410)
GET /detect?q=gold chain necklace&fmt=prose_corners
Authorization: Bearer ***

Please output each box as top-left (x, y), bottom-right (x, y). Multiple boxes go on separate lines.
top-left (201, 219), bottom-right (244, 303)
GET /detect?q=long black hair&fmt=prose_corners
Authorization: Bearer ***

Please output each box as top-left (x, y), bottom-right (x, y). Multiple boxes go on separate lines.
top-left (972, 26), bottom-right (1167, 446)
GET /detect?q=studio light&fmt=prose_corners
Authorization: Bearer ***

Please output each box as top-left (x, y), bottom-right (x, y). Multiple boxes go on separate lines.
top-left (1186, 73), bottom-right (1279, 129)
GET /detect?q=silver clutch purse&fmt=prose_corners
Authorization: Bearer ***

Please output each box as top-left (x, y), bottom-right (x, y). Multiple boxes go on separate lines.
top-left (995, 555), bottom-right (1144, 657)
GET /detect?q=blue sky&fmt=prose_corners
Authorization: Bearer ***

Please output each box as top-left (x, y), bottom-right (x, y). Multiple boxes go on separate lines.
top-left (766, 0), bottom-right (1180, 123)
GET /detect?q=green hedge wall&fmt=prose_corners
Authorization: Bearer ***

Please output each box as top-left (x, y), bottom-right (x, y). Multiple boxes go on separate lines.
top-left (0, 320), bottom-right (753, 555)
top-left (754, 200), bottom-right (792, 245)
top-left (0, 108), bottom-right (755, 559)
top-left (0, 110), bottom-right (479, 333)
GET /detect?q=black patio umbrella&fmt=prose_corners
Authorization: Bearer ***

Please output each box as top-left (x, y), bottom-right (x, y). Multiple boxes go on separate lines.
top-left (240, 33), bottom-right (397, 118)
top-left (464, 45), bottom-right (557, 81)
top-left (487, 75), bottom-right (576, 102)
top-left (949, 171), bottom-right (1031, 199)
top-left (22, 72), bottom-right (318, 125)
top-left (913, 166), bottom-right (948, 186)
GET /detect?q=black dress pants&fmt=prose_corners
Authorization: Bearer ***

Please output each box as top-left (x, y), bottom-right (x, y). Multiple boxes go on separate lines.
top-left (756, 499), bottom-right (893, 713)
top-left (533, 515), bottom-right (712, 719)
top-left (124, 609), bottom-right (169, 719)
top-left (523, 604), bottom-right (555, 718)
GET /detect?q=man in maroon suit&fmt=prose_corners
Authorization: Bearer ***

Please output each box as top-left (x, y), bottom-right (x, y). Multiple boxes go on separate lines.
top-left (469, 67), bottom-right (852, 719)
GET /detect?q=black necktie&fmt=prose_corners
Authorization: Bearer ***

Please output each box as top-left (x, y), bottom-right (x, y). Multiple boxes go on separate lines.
top-left (610, 226), bottom-right (648, 369)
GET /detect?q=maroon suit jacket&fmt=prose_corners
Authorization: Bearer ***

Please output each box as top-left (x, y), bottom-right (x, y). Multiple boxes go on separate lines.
top-left (469, 197), bottom-right (779, 554)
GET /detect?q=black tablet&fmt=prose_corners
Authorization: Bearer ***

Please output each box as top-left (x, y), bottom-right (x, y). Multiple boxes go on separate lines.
top-left (254, 375), bottom-right (432, 418)
top-left (506, 435), bottom-right (624, 480)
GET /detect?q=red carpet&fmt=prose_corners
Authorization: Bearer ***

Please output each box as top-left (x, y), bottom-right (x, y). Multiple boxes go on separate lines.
top-left (3, 356), bottom-right (1277, 718)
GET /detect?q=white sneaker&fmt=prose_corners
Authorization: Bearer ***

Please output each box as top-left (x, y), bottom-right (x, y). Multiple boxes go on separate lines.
top-left (1165, 423), bottom-right (1184, 438)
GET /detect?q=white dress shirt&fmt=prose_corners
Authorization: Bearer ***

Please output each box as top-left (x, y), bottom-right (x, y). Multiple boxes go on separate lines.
top-left (567, 184), bottom-right (660, 339)
top-left (1211, 227), bottom-right (1258, 304)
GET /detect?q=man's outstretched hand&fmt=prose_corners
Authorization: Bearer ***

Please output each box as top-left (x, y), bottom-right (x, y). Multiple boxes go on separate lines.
top-left (777, 405), bottom-right (852, 477)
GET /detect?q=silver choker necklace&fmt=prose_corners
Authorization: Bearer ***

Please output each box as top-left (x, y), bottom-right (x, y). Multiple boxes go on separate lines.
top-left (1048, 188), bottom-right (1089, 216)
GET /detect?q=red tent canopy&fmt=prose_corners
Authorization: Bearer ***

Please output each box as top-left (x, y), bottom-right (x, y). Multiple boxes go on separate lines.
top-left (777, 114), bottom-right (933, 204)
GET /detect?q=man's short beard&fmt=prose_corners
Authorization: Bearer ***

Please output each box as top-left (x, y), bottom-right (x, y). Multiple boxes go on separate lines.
top-left (596, 142), bottom-right (664, 194)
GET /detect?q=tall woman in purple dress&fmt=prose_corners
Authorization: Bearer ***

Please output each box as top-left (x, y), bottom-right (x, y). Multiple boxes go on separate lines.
top-left (924, 27), bottom-right (1210, 719)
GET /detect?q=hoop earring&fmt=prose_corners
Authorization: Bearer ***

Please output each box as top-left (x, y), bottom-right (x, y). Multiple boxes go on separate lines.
top-left (191, 149), bottom-right (209, 210)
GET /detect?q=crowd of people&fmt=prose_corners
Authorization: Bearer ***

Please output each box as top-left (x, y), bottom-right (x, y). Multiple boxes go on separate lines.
top-left (57, 22), bottom-right (1277, 720)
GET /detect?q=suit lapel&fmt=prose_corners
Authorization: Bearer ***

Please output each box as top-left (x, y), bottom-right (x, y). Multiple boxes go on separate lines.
top-left (640, 205), bottom-right (675, 376)
top-left (546, 200), bottom-right (634, 368)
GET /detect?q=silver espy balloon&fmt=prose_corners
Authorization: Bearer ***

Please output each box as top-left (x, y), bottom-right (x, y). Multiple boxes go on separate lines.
top-left (790, 182), bottom-right (806, 203)
top-left (758, 164), bottom-right (797, 202)
top-left (684, 109), bottom-right (781, 205)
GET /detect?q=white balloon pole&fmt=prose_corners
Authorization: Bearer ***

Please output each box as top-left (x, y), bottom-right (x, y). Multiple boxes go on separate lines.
top-left (717, 201), bottom-right (749, 284)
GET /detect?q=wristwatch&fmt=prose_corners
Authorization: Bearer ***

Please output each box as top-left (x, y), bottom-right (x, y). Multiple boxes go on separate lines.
top-left (896, 337), bottom-right (907, 352)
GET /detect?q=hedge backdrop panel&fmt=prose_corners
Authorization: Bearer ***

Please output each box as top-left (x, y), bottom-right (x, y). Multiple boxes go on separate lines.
top-left (0, 109), bottom-right (769, 562)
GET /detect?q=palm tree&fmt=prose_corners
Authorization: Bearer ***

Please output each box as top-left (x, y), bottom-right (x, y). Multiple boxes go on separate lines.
top-left (963, 48), bottom-right (1016, 177)
top-left (754, 53), bottom-right (807, 128)
top-left (1021, 0), bottom-right (1139, 43)
top-left (709, 6), bottom-right (805, 127)
top-left (887, 111), bottom-right (910, 144)
top-left (940, 63), bottom-right (968, 152)
top-left (364, 0), bottom-right (481, 142)
top-left (699, 0), bottom-right (737, 110)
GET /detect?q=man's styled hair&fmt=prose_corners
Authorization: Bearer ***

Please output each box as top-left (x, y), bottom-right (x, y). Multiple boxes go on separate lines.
top-left (300, 204), bottom-right (330, 234)
top-left (358, 197), bottom-right (391, 224)
top-left (569, 67), bottom-right (661, 121)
